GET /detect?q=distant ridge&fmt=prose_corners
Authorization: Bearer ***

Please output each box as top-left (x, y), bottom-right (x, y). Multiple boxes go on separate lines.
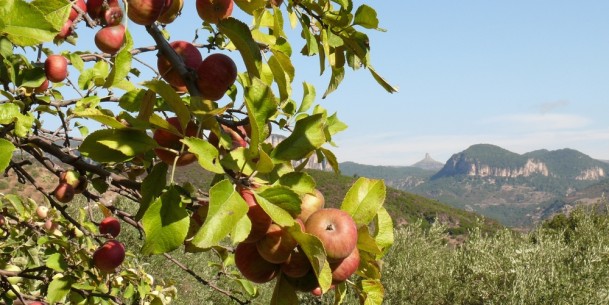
top-left (411, 153), bottom-right (444, 171)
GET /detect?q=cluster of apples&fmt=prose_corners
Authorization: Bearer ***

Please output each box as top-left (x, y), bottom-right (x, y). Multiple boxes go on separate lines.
top-left (93, 216), bottom-right (126, 273)
top-left (152, 116), bottom-right (248, 166)
top-left (53, 170), bottom-right (88, 203)
top-left (234, 188), bottom-right (361, 295)
top-left (157, 40), bottom-right (238, 99)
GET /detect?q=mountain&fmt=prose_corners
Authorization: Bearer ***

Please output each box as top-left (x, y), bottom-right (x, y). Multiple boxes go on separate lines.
top-left (340, 144), bottom-right (609, 228)
top-left (411, 153), bottom-right (444, 171)
top-left (339, 161), bottom-right (435, 190)
top-left (540, 178), bottom-right (609, 219)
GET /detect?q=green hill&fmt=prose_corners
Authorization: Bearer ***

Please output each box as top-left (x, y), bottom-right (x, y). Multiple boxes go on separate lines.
top-left (306, 169), bottom-right (501, 235)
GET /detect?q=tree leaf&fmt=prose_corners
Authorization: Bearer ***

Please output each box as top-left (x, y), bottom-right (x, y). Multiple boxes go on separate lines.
top-left (360, 279), bottom-right (385, 305)
top-left (46, 252), bottom-right (68, 272)
top-left (79, 129), bottom-right (157, 163)
top-left (353, 5), bottom-right (380, 30)
top-left (141, 186), bottom-right (190, 255)
top-left (137, 162), bottom-right (168, 220)
top-left (340, 178), bottom-right (386, 227)
top-left (287, 222), bottom-right (332, 293)
top-left (182, 137), bottom-right (224, 174)
top-left (142, 80), bottom-right (191, 131)
top-left (0, 0), bottom-right (70, 46)
top-left (104, 48), bottom-right (132, 88)
top-left (218, 17), bottom-right (262, 79)
top-left (72, 108), bottom-right (127, 129)
top-left (369, 65), bottom-right (398, 94)
top-left (0, 103), bottom-right (20, 124)
top-left (244, 78), bottom-right (277, 150)
top-left (271, 113), bottom-right (326, 161)
top-left (47, 276), bottom-right (73, 304)
top-left (270, 274), bottom-right (299, 305)
top-left (0, 138), bottom-right (15, 173)
top-left (192, 180), bottom-right (249, 249)
top-left (298, 82), bottom-right (316, 113)
top-left (274, 172), bottom-right (316, 196)
top-left (258, 186), bottom-right (301, 215)
top-left (323, 66), bottom-right (345, 98)
top-left (373, 207), bottom-right (394, 256)
top-left (253, 191), bottom-right (294, 227)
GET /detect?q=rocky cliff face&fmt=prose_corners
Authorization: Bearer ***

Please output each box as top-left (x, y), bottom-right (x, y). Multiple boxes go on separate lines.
top-left (266, 134), bottom-right (330, 171)
top-left (576, 167), bottom-right (606, 180)
top-left (467, 159), bottom-right (549, 178)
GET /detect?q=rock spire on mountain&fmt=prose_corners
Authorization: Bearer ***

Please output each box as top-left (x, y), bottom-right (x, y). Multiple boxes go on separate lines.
top-left (411, 153), bottom-right (444, 171)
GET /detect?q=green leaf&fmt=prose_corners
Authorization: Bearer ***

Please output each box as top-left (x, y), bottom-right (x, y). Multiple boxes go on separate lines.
top-left (360, 279), bottom-right (385, 305)
top-left (137, 162), bottom-right (168, 220)
top-left (47, 276), bottom-right (73, 304)
top-left (79, 129), bottom-right (157, 163)
top-left (18, 66), bottom-right (45, 87)
top-left (373, 207), bottom-right (394, 256)
top-left (220, 147), bottom-right (257, 176)
top-left (232, 0), bottom-right (266, 15)
top-left (258, 186), bottom-right (301, 215)
top-left (46, 252), bottom-right (68, 272)
top-left (323, 66), bottom-right (345, 98)
top-left (319, 147), bottom-right (340, 174)
top-left (353, 5), bottom-right (380, 29)
top-left (340, 178), bottom-right (386, 227)
top-left (0, 139), bottom-right (15, 173)
top-left (119, 89), bottom-right (145, 112)
top-left (0, 103), bottom-right (20, 124)
top-left (356, 226), bottom-right (382, 256)
top-left (274, 172), bottom-right (316, 196)
top-left (72, 108), bottom-right (127, 129)
top-left (141, 186), bottom-right (190, 255)
top-left (69, 53), bottom-right (85, 72)
top-left (298, 82), bottom-right (316, 113)
top-left (271, 274), bottom-right (299, 305)
top-left (104, 48), bottom-right (132, 88)
top-left (271, 113), bottom-right (327, 161)
top-left (182, 137), bottom-right (224, 174)
top-left (218, 18), bottom-right (262, 78)
top-left (192, 180), bottom-right (249, 249)
top-left (0, 0), bottom-right (70, 46)
top-left (369, 65), bottom-right (398, 94)
top-left (287, 223), bottom-right (332, 293)
top-left (334, 281), bottom-right (348, 305)
top-left (244, 78), bottom-right (277, 150)
top-left (3, 194), bottom-right (25, 217)
top-left (268, 50), bottom-right (294, 101)
top-left (142, 80), bottom-right (191, 131)
top-left (255, 148), bottom-right (274, 173)
top-left (253, 192), bottom-right (294, 227)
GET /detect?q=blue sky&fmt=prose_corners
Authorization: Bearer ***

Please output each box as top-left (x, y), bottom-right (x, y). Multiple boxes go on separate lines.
top-left (50, 1), bottom-right (609, 166)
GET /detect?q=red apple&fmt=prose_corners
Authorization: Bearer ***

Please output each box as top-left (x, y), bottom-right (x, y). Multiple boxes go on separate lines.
top-left (311, 284), bottom-right (335, 297)
top-left (35, 79), bottom-right (49, 93)
top-left (296, 189), bottom-right (325, 222)
top-left (127, 0), bottom-right (166, 25)
top-left (95, 24), bottom-right (125, 54)
top-left (234, 242), bottom-right (280, 283)
top-left (157, 41), bottom-right (202, 92)
top-left (196, 0), bottom-right (233, 24)
top-left (281, 246), bottom-right (311, 278)
top-left (99, 216), bottom-right (121, 237)
top-left (87, 0), bottom-right (120, 20)
top-left (55, 20), bottom-right (73, 40)
top-left (305, 208), bottom-right (358, 262)
top-left (54, 182), bottom-right (75, 203)
top-left (93, 240), bottom-right (125, 272)
top-left (266, 0), bottom-right (283, 7)
top-left (196, 53), bottom-right (237, 101)
top-left (208, 124), bottom-right (248, 151)
top-left (330, 247), bottom-right (360, 284)
top-left (153, 117), bottom-right (198, 166)
top-left (238, 188), bottom-right (272, 243)
top-left (29, 302), bottom-right (44, 305)
top-left (103, 5), bottom-right (123, 26)
top-left (256, 223), bottom-right (298, 264)
top-left (69, 0), bottom-right (87, 21)
top-left (158, 0), bottom-right (183, 24)
top-left (0, 214), bottom-right (5, 226)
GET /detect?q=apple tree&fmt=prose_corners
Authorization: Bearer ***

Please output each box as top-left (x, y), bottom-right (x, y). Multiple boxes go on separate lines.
top-left (0, 0), bottom-right (396, 304)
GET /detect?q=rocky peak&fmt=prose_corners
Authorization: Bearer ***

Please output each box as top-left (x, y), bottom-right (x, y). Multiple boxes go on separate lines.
top-left (411, 153), bottom-right (444, 171)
